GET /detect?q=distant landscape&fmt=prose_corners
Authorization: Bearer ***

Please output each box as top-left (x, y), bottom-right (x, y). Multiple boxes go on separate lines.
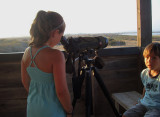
top-left (0, 33), bottom-right (160, 53)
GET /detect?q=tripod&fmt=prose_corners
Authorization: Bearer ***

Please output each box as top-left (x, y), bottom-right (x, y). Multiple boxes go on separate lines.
top-left (70, 50), bottom-right (121, 117)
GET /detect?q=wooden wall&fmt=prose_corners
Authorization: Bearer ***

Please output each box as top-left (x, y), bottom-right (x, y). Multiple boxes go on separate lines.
top-left (71, 47), bottom-right (144, 117)
top-left (0, 47), bottom-right (144, 117)
top-left (0, 53), bottom-right (27, 117)
top-left (93, 47), bottom-right (144, 117)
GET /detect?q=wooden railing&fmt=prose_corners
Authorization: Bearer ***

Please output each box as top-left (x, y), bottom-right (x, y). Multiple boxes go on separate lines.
top-left (0, 47), bottom-right (144, 117)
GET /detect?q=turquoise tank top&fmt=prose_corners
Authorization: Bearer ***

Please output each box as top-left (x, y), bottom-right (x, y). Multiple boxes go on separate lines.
top-left (26, 46), bottom-right (65, 117)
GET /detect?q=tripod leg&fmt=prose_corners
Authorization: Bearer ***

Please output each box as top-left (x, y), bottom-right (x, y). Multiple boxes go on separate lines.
top-left (93, 67), bottom-right (121, 117)
top-left (85, 69), bottom-right (93, 117)
top-left (72, 98), bottom-right (77, 110)
top-left (72, 69), bottom-right (85, 109)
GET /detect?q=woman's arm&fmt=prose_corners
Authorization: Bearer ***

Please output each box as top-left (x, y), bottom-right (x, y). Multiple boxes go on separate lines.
top-left (52, 50), bottom-right (73, 114)
top-left (21, 60), bottom-right (30, 92)
top-left (21, 49), bottom-right (30, 92)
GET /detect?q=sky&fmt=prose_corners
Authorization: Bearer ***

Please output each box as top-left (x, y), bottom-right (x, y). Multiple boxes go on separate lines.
top-left (0, 0), bottom-right (159, 38)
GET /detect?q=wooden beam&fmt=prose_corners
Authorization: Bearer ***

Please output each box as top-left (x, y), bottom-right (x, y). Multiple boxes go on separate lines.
top-left (98, 47), bottom-right (140, 57)
top-left (137, 0), bottom-right (152, 47)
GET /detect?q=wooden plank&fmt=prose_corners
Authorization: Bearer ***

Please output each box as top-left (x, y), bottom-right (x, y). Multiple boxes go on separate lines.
top-left (0, 87), bottom-right (27, 99)
top-left (0, 52), bottom-right (67, 63)
top-left (0, 62), bottom-right (21, 76)
top-left (98, 69), bottom-right (139, 80)
top-left (137, 0), bottom-right (152, 47)
top-left (112, 91), bottom-right (142, 110)
top-left (94, 76), bottom-right (139, 93)
top-left (102, 57), bottom-right (138, 70)
top-left (98, 47), bottom-right (140, 57)
top-left (0, 52), bottom-right (23, 63)
top-left (0, 111), bottom-right (26, 117)
top-left (0, 99), bottom-right (26, 112)
top-left (0, 62), bottom-right (22, 87)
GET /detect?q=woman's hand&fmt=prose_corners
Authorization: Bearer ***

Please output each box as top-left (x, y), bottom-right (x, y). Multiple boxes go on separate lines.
top-left (67, 115), bottom-right (72, 117)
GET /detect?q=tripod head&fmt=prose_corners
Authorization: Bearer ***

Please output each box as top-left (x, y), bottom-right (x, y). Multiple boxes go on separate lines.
top-left (65, 49), bottom-right (105, 74)
top-left (78, 50), bottom-right (105, 69)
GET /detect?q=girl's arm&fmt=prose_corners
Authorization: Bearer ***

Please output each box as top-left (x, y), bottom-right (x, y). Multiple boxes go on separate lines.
top-left (21, 58), bottom-right (30, 92)
top-left (21, 48), bottom-right (30, 92)
top-left (53, 50), bottom-right (73, 115)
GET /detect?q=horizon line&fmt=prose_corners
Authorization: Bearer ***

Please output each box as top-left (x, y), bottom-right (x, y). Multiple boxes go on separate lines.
top-left (0, 31), bottom-right (160, 39)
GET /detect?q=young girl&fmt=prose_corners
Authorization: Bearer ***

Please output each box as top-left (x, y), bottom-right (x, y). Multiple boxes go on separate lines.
top-left (21, 10), bottom-right (73, 117)
top-left (123, 43), bottom-right (160, 117)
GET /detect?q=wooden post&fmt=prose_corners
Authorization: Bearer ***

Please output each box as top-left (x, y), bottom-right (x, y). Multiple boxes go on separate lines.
top-left (137, 0), bottom-right (152, 48)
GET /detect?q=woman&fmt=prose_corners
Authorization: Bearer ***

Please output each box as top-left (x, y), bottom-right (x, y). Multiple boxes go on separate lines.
top-left (21, 10), bottom-right (73, 117)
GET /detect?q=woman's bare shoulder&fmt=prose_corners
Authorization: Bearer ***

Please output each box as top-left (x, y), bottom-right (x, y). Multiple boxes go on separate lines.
top-left (45, 48), bottom-right (65, 61)
top-left (22, 47), bottom-right (31, 61)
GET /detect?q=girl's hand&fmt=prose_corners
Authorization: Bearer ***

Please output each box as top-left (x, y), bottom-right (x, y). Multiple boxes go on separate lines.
top-left (67, 114), bottom-right (72, 117)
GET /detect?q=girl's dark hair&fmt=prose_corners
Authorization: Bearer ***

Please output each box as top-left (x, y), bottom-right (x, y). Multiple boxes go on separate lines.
top-left (143, 43), bottom-right (160, 57)
top-left (29, 10), bottom-right (65, 47)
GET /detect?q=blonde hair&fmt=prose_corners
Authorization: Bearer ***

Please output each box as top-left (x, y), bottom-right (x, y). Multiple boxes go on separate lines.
top-left (143, 43), bottom-right (160, 57)
top-left (29, 10), bottom-right (65, 47)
